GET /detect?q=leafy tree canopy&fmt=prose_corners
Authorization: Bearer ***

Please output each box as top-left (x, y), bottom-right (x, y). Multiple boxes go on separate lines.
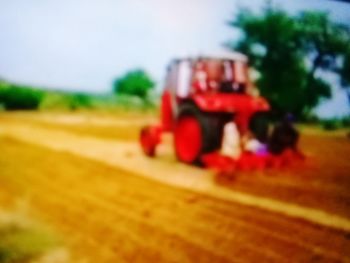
top-left (113, 69), bottom-right (155, 99)
top-left (227, 5), bottom-right (350, 118)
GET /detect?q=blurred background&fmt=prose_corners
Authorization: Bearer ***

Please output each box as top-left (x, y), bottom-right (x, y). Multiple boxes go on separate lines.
top-left (1, 0), bottom-right (350, 122)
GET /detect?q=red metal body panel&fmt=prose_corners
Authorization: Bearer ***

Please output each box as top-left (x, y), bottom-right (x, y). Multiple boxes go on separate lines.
top-left (161, 90), bottom-right (174, 132)
top-left (190, 93), bottom-right (270, 133)
top-left (191, 93), bottom-right (270, 113)
top-left (161, 92), bottom-right (271, 134)
top-left (202, 149), bottom-right (305, 173)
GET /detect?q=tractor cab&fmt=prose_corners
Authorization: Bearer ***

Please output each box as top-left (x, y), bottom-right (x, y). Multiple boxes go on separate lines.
top-left (165, 54), bottom-right (251, 99)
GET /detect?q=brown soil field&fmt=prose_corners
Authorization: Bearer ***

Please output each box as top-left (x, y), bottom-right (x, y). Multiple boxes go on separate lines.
top-left (1, 112), bottom-right (350, 218)
top-left (1, 112), bottom-right (350, 262)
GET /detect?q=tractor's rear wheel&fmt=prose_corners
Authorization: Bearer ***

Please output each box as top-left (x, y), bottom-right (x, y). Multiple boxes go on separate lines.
top-left (174, 104), bottom-right (224, 165)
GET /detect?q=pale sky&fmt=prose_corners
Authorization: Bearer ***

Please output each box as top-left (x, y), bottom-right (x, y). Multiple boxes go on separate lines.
top-left (0, 0), bottom-right (349, 117)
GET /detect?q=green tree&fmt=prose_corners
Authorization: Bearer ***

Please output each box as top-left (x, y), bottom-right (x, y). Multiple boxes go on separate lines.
top-left (227, 6), bottom-right (350, 118)
top-left (298, 11), bottom-right (350, 112)
top-left (340, 51), bottom-right (350, 87)
top-left (113, 69), bottom-right (155, 99)
top-left (339, 50), bottom-right (350, 107)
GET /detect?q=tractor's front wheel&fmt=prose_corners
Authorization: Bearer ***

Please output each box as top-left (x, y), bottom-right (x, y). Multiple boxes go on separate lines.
top-left (174, 115), bottom-right (203, 164)
top-left (140, 126), bottom-right (160, 157)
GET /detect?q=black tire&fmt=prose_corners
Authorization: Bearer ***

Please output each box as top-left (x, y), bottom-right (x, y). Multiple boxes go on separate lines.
top-left (249, 111), bottom-right (270, 143)
top-left (268, 122), bottom-right (299, 155)
top-left (175, 103), bottom-right (223, 164)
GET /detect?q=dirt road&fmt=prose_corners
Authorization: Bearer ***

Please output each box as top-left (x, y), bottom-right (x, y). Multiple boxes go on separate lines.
top-left (0, 113), bottom-right (350, 262)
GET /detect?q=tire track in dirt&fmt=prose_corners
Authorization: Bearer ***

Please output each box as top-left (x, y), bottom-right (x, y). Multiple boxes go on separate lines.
top-left (17, 166), bottom-right (283, 262)
top-left (1, 122), bottom-right (350, 233)
top-left (3, 156), bottom-right (266, 262)
top-left (9, 159), bottom-right (345, 263)
top-left (24, 157), bottom-right (347, 262)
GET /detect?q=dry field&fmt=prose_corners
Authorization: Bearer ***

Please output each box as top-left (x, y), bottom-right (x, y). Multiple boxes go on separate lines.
top-left (0, 112), bottom-right (350, 262)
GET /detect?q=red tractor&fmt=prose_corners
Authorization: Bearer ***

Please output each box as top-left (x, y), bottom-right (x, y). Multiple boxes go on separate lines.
top-left (140, 52), bottom-right (289, 167)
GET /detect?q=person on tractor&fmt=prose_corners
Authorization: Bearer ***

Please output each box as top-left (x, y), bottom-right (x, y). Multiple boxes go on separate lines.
top-left (192, 60), bottom-right (207, 93)
top-left (219, 60), bottom-right (246, 94)
top-left (192, 59), bottom-right (224, 94)
top-left (220, 120), bottom-right (241, 159)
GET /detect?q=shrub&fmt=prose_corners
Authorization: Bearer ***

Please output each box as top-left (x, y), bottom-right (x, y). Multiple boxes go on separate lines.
top-left (113, 69), bottom-right (155, 99)
top-left (67, 93), bottom-right (93, 110)
top-left (300, 113), bottom-right (320, 124)
top-left (341, 116), bottom-right (350, 128)
top-left (40, 92), bottom-right (93, 111)
top-left (39, 93), bottom-right (71, 110)
top-left (322, 119), bottom-right (342, 130)
top-left (0, 84), bottom-right (44, 110)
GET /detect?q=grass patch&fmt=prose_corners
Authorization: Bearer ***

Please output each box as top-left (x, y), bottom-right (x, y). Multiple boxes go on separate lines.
top-left (0, 212), bottom-right (58, 263)
top-left (322, 119), bottom-right (342, 131)
top-left (0, 80), bottom-right (158, 112)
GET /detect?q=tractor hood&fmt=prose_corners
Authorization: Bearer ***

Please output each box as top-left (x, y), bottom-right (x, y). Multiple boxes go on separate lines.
top-left (192, 93), bottom-right (270, 114)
